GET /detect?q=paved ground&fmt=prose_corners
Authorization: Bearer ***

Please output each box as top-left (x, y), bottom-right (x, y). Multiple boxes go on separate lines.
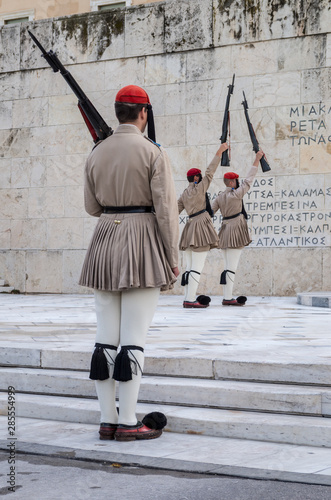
top-left (1, 292), bottom-right (331, 494)
top-left (1, 452), bottom-right (331, 500)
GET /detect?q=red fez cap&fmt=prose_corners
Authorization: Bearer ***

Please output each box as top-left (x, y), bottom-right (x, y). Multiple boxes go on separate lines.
top-left (224, 172), bottom-right (239, 179)
top-left (187, 168), bottom-right (201, 177)
top-left (115, 85), bottom-right (150, 104)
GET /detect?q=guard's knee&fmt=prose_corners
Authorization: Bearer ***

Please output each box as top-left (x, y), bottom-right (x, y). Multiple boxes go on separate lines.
top-left (113, 345), bottom-right (144, 382)
top-left (89, 343), bottom-right (118, 381)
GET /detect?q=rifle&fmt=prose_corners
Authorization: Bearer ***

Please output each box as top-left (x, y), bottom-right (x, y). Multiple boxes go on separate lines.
top-left (220, 73), bottom-right (235, 166)
top-left (241, 91), bottom-right (271, 172)
top-left (28, 30), bottom-right (113, 144)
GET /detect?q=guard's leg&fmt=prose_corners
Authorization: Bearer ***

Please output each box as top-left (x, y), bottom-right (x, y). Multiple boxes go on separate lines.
top-left (116, 287), bottom-right (160, 426)
top-left (185, 250), bottom-right (208, 302)
top-left (182, 249), bottom-right (192, 300)
top-left (221, 248), bottom-right (243, 300)
top-left (92, 289), bottom-right (120, 428)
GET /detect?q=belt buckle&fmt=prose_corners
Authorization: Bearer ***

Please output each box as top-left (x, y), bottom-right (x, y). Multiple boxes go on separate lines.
top-left (114, 220), bottom-right (121, 225)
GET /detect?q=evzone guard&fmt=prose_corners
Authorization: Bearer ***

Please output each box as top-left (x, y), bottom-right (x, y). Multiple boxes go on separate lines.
top-left (178, 143), bottom-right (229, 308)
top-left (212, 150), bottom-right (264, 305)
top-left (79, 85), bottom-right (179, 441)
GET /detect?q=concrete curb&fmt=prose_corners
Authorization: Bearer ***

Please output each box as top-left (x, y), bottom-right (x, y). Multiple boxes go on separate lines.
top-left (1, 441), bottom-right (331, 487)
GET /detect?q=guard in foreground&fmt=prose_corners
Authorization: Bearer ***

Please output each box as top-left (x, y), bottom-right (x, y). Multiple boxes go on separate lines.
top-left (79, 85), bottom-right (179, 441)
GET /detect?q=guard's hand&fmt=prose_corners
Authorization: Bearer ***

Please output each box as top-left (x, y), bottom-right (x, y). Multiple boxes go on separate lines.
top-left (172, 266), bottom-right (180, 277)
top-left (216, 143), bottom-right (228, 157)
top-left (256, 150), bottom-right (264, 161)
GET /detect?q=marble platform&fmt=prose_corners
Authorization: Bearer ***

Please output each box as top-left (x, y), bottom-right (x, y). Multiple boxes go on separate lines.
top-left (297, 292), bottom-right (331, 309)
top-left (0, 294), bottom-right (331, 484)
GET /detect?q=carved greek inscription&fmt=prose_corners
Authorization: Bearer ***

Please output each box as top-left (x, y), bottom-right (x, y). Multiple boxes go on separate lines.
top-left (289, 103), bottom-right (331, 146)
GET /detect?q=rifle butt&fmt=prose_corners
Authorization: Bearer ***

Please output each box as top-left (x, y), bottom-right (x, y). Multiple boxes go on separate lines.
top-left (221, 150), bottom-right (230, 167)
top-left (260, 156), bottom-right (271, 173)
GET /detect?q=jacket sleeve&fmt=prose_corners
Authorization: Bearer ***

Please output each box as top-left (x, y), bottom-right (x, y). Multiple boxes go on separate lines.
top-left (178, 194), bottom-right (185, 214)
top-left (232, 165), bottom-right (258, 199)
top-left (151, 149), bottom-right (179, 268)
top-left (84, 159), bottom-right (103, 217)
top-left (211, 196), bottom-right (220, 214)
top-left (201, 155), bottom-right (221, 191)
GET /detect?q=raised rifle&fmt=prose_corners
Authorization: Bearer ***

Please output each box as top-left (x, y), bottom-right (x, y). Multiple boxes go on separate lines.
top-left (241, 91), bottom-right (271, 172)
top-left (28, 30), bottom-right (113, 144)
top-left (220, 73), bottom-right (235, 166)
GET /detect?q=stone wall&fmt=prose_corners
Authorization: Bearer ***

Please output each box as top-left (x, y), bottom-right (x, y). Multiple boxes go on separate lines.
top-left (0, 0), bottom-right (330, 295)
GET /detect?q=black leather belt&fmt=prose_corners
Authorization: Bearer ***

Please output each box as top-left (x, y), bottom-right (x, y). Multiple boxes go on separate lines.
top-left (103, 206), bottom-right (153, 214)
top-left (189, 209), bottom-right (206, 219)
top-left (222, 211), bottom-right (242, 221)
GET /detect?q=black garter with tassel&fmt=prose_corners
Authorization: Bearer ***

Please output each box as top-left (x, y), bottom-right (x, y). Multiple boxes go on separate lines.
top-left (89, 343), bottom-right (117, 381)
top-left (112, 345), bottom-right (144, 382)
top-left (220, 269), bottom-right (235, 285)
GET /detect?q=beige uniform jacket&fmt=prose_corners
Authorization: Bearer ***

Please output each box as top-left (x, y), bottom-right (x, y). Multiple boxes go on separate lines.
top-left (80, 125), bottom-right (179, 293)
top-left (211, 165), bottom-right (258, 249)
top-left (178, 155), bottom-right (220, 215)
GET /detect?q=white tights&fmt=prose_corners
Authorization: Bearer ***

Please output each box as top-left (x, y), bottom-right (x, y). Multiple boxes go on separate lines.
top-left (183, 249), bottom-right (208, 302)
top-left (93, 287), bottom-right (160, 426)
top-left (221, 248), bottom-right (243, 300)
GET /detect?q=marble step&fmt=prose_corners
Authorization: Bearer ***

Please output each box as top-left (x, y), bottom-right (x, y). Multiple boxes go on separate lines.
top-left (1, 367), bottom-right (331, 416)
top-left (0, 286), bottom-right (14, 293)
top-left (1, 392), bottom-right (331, 447)
top-left (1, 345), bottom-right (331, 386)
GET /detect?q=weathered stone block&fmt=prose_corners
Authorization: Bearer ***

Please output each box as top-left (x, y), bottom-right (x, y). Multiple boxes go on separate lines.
top-left (53, 16), bottom-right (89, 65)
top-left (0, 250), bottom-right (26, 292)
top-left (0, 159), bottom-right (11, 189)
top-left (0, 71), bottom-right (31, 101)
top-left (64, 124), bottom-right (93, 155)
top-left (0, 102), bottom-right (12, 130)
top-left (145, 53), bottom-right (186, 86)
top-left (28, 187), bottom-right (64, 219)
top-left (125, 3), bottom-right (164, 57)
top-left (104, 57), bottom-right (145, 90)
top-left (30, 126), bottom-right (66, 157)
top-left (26, 250), bottom-right (62, 293)
top-left (0, 221), bottom-right (11, 250)
top-left (232, 41), bottom-right (278, 77)
top-left (322, 248), bottom-right (331, 290)
top-left (47, 218), bottom-right (84, 249)
top-left (166, 146), bottom-right (207, 181)
top-left (11, 157), bottom-right (47, 189)
top-left (327, 34), bottom-right (331, 67)
top-left (28, 68), bottom-right (69, 99)
top-left (20, 20), bottom-right (53, 71)
top-left (213, 0), bottom-right (248, 46)
top-left (0, 128), bottom-right (31, 158)
top-left (11, 219), bottom-right (47, 250)
top-left (277, 35), bottom-right (326, 72)
top-left (301, 68), bottom-right (331, 103)
top-left (186, 46), bottom-right (232, 83)
top-left (0, 25), bottom-right (20, 73)
top-left (165, 0), bottom-right (212, 53)
top-left (273, 248), bottom-right (323, 295)
top-left (186, 112), bottom-right (220, 146)
top-left (48, 94), bottom-right (80, 126)
top-left (254, 72), bottom-right (301, 108)
top-left (64, 186), bottom-right (84, 217)
top-left (83, 217), bottom-right (97, 249)
top-left (47, 155), bottom-right (85, 187)
top-left (88, 10), bottom-right (125, 61)
top-left (0, 189), bottom-right (28, 220)
top-left (154, 115), bottom-right (186, 147)
top-left (12, 97), bottom-right (48, 129)
top-left (63, 250), bottom-right (86, 293)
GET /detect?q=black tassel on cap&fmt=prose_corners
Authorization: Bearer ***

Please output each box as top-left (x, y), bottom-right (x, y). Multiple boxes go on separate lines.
top-left (147, 104), bottom-right (156, 143)
top-left (142, 412), bottom-right (167, 430)
top-left (89, 343), bottom-right (117, 381)
top-left (113, 345), bottom-right (144, 382)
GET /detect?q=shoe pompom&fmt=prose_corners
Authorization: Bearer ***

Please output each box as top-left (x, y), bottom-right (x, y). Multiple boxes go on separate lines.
top-left (142, 412), bottom-right (167, 430)
top-left (196, 295), bottom-right (211, 305)
top-left (236, 295), bottom-right (247, 304)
